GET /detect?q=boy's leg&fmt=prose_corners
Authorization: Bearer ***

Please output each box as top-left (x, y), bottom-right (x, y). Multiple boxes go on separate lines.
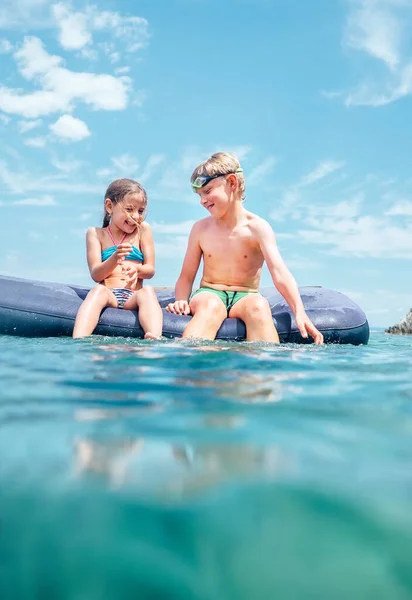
top-left (228, 294), bottom-right (280, 343)
top-left (184, 291), bottom-right (227, 340)
top-left (73, 284), bottom-right (117, 338)
top-left (123, 286), bottom-right (163, 339)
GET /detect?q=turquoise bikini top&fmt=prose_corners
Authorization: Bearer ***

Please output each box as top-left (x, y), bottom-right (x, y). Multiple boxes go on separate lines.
top-left (101, 227), bottom-right (144, 263)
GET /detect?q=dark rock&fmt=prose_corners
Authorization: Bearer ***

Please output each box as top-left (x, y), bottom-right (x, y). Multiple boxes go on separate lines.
top-left (386, 309), bottom-right (412, 334)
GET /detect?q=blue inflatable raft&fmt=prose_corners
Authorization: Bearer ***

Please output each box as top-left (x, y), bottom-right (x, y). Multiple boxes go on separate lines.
top-left (0, 276), bottom-right (369, 344)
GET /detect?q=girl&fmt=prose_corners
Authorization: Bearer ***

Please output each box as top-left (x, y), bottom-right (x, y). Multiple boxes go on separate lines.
top-left (73, 178), bottom-right (163, 339)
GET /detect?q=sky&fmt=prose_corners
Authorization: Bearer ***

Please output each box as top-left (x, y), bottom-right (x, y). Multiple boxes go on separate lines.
top-left (1, 0), bottom-right (412, 327)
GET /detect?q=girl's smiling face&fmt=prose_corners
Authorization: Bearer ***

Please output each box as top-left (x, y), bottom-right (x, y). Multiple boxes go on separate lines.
top-left (106, 192), bottom-right (147, 234)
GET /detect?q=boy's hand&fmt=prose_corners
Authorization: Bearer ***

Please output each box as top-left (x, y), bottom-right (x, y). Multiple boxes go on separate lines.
top-left (295, 312), bottom-right (324, 345)
top-left (166, 300), bottom-right (191, 315)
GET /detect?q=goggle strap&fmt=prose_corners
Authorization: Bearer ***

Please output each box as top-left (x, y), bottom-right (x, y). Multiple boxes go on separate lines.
top-left (192, 168), bottom-right (243, 190)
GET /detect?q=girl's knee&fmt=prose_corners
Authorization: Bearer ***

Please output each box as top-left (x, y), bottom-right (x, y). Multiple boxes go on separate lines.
top-left (138, 286), bottom-right (158, 300)
top-left (136, 287), bottom-right (161, 309)
top-left (144, 285), bottom-right (157, 296)
top-left (87, 285), bottom-right (109, 302)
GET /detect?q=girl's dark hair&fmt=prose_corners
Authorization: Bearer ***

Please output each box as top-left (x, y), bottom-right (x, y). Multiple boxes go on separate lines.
top-left (102, 178), bottom-right (148, 227)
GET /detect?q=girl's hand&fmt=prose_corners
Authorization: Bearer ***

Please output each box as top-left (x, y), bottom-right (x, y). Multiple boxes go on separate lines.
top-left (166, 300), bottom-right (191, 315)
top-left (122, 266), bottom-right (139, 287)
top-left (114, 242), bottom-right (133, 263)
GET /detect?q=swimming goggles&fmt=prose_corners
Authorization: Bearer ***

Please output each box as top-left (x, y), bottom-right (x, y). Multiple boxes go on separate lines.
top-left (192, 168), bottom-right (243, 191)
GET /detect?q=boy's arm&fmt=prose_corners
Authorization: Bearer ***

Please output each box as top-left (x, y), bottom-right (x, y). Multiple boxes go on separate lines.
top-left (166, 223), bottom-right (203, 315)
top-left (256, 219), bottom-right (323, 344)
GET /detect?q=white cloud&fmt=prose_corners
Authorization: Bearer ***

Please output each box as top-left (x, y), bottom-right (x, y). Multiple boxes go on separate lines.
top-left (345, 0), bottom-right (402, 70)
top-left (248, 156), bottom-right (277, 185)
top-left (328, 0), bottom-right (412, 106)
top-left (111, 153), bottom-right (139, 175)
top-left (14, 195), bottom-right (56, 206)
top-left (91, 10), bottom-right (149, 53)
top-left (51, 3), bottom-right (149, 57)
top-left (385, 199), bottom-right (412, 216)
top-left (298, 194), bottom-right (412, 258)
top-left (227, 145), bottom-right (252, 162)
top-left (0, 38), bottom-right (13, 53)
top-left (96, 153), bottom-right (165, 183)
top-left (0, 37), bottom-right (132, 118)
top-left (98, 147), bottom-right (248, 206)
top-left (0, 159), bottom-right (101, 195)
top-left (152, 220), bottom-right (195, 234)
top-left (17, 118), bottom-right (42, 132)
top-left (24, 135), bottom-right (47, 147)
top-left (0, 113), bottom-right (10, 125)
top-left (277, 256), bottom-right (322, 271)
top-left (96, 167), bottom-right (112, 178)
top-left (51, 156), bottom-right (83, 173)
top-left (339, 288), bottom-right (412, 326)
top-left (140, 154), bottom-right (165, 182)
top-left (0, 0), bottom-right (51, 29)
top-left (49, 114), bottom-right (90, 142)
top-left (300, 160), bottom-right (345, 186)
top-left (109, 51), bottom-right (120, 64)
top-left (115, 66), bottom-right (130, 75)
top-left (132, 90), bottom-right (146, 107)
top-left (80, 47), bottom-right (98, 61)
top-left (179, 145), bottom-right (208, 171)
top-left (155, 236), bottom-right (189, 259)
top-left (270, 160), bottom-right (345, 221)
top-left (3, 146), bottom-right (21, 160)
top-left (52, 3), bottom-right (91, 51)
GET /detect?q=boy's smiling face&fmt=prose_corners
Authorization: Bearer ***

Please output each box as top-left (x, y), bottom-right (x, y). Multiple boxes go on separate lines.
top-left (196, 174), bottom-right (238, 217)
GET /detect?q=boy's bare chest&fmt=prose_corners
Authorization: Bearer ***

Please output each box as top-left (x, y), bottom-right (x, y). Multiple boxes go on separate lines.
top-left (201, 230), bottom-right (259, 260)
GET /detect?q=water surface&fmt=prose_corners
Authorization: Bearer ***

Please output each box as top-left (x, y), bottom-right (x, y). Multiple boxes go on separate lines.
top-left (1, 333), bottom-right (412, 599)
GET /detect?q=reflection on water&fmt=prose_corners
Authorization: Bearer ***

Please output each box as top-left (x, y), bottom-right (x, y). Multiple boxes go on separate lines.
top-left (73, 407), bottom-right (289, 494)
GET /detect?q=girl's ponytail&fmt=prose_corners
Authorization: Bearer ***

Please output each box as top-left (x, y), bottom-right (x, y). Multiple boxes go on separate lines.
top-left (102, 210), bottom-right (111, 228)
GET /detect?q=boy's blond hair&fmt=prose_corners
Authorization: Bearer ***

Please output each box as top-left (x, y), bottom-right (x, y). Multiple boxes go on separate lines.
top-left (191, 152), bottom-right (246, 201)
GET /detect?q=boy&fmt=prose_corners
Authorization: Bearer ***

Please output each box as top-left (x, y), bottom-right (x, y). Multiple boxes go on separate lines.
top-left (166, 152), bottom-right (323, 344)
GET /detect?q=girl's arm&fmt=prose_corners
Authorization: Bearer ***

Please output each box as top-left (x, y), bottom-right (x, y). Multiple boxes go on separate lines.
top-left (86, 227), bottom-right (119, 283)
top-left (138, 223), bottom-right (155, 279)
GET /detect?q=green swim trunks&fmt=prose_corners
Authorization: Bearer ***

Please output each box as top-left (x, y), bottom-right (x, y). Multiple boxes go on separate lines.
top-left (190, 286), bottom-right (258, 313)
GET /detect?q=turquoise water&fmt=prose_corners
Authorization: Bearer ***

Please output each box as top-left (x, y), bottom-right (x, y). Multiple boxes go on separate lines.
top-left (1, 332), bottom-right (412, 599)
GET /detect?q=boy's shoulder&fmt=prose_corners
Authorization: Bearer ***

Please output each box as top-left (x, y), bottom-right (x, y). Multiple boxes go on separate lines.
top-left (244, 211), bottom-right (273, 232)
top-left (191, 216), bottom-right (213, 232)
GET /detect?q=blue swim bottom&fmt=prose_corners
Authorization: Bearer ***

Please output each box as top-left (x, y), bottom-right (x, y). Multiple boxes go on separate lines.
top-left (110, 288), bottom-right (134, 309)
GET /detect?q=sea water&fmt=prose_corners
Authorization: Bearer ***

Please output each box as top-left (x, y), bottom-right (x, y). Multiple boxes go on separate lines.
top-left (1, 332), bottom-right (412, 599)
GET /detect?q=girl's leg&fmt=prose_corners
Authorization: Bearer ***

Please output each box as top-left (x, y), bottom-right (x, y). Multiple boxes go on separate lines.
top-left (73, 285), bottom-right (117, 338)
top-left (123, 286), bottom-right (163, 339)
